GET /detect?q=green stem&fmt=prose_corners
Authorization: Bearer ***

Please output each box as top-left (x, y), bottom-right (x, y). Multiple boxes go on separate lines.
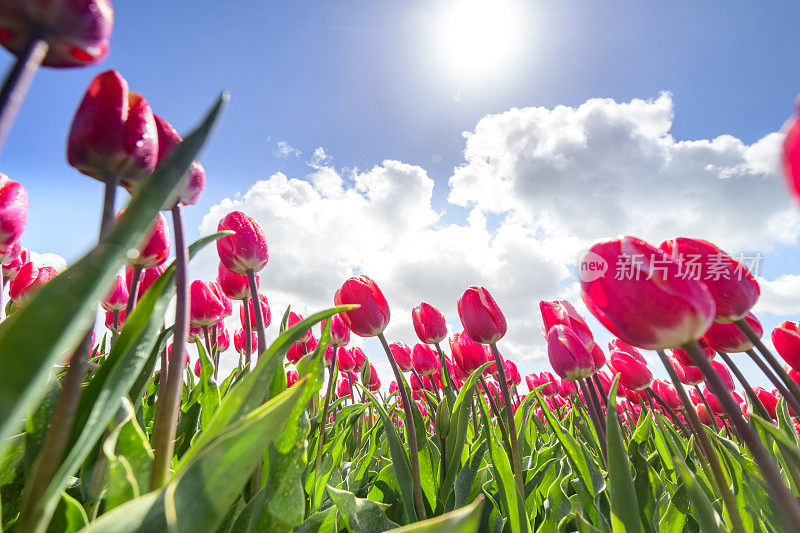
top-left (246, 270), bottom-right (267, 360)
top-left (489, 343), bottom-right (524, 496)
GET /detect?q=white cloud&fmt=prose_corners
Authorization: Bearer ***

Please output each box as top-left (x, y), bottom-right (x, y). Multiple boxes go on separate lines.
top-left (755, 274), bottom-right (800, 316)
top-left (193, 93), bottom-right (794, 388)
top-left (29, 251), bottom-right (67, 272)
top-left (275, 141), bottom-right (301, 159)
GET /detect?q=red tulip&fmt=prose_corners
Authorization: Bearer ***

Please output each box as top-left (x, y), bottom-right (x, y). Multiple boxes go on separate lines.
top-left (148, 115), bottom-right (205, 206)
top-left (120, 210), bottom-right (170, 269)
top-left (8, 262), bottom-right (57, 307)
top-left (670, 355), bottom-right (704, 386)
top-left (187, 327), bottom-right (203, 343)
top-left (708, 360), bottom-right (735, 392)
top-left (457, 286), bottom-right (506, 344)
top-left (389, 342), bottom-right (413, 372)
top-left (351, 347), bottom-right (366, 372)
top-left (216, 211), bottom-right (269, 275)
top-left (0, 0), bottom-right (113, 67)
top-left (540, 300), bottom-right (594, 350)
top-left (216, 262), bottom-right (254, 300)
top-left (412, 302), bottom-right (447, 344)
top-left (334, 275), bottom-right (390, 337)
top-left (652, 379), bottom-right (682, 410)
top-left (660, 237), bottom-right (760, 323)
top-left (101, 274), bottom-right (128, 311)
top-left (608, 345), bottom-right (652, 391)
top-left (580, 236), bottom-right (716, 350)
top-left (125, 263), bottom-right (166, 302)
top-left (412, 343), bottom-right (439, 377)
top-left (703, 312), bottom-right (762, 353)
top-left (233, 328), bottom-right (257, 355)
top-left (189, 280), bottom-right (227, 328)
top-left (367, 364), bottom-right (381, 391)
top-left (0, 174), bottom-right (27, 250)
top-left (773, 321), bottom-right (800, 372)
top-left (320, 314), bottom-right (350, 346)
top-left (2, 243), bottom-right (28, 280)
top-left (68, 71), bottom-right (158, 184)
top-left (505, 360), bottom-right (521, 387)
top-left (671, 345), bottom-right (715, 367)
top-left (239, 294), bottom-right (271, 329)
top-left (338, 347), bottom-right (356, 373)
top-left (589, 343), bottom-right (606, 372)
top-left (786, 365), bottom-right (800, 388)
top-left (389, 381), bottom-right (399, 395)
top-left (547, 325), bottom-right (594, 381)
top-left (337, 378), bottom-right (352, 398)
top-left (104, 309), bottom-right (125, 330)
top-left (782, 109), bottom-right (800, 204)
top-left (450, 331), bottom-right (489, 374)
top-left (194, 358), bottom-right (201, 378)
top-left (286, 342), bottom-right (305, 364)
top-left (695, 403), bottom-right (716, 426)
top-left (286, 369), bottom-right (299, 388)
top-left (526, 372), bottom-right (558, 396)
top-left (216, 323), bottom-right (230, 352)
top-left (287, 311), bottom-right (312, 343)
top-left (754, 387), bottom-right (779, 419)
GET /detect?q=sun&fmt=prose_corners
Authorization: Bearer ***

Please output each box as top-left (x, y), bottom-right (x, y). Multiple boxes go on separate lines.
top-left (439, 0), bottom-right (521, 79)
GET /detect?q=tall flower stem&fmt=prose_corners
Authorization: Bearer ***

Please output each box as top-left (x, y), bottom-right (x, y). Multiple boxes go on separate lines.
top-left (378, 332), bottom-right (427, 521)
top-left (478, 375), bottom-right (509, 445)
top-left (585, 376), bottom-right (607, 431)
top-left (243, 296), bottom-right (252, 367)
top-left (202, 326), bottom-right (215, 380)
top-left (433, 342), bottom-right (455, 402)
top-left (578, 378), bottom-right (607, 461)
top-left (682, 341), bottom-right (800, 530)
top-left (655, 350), bottom-right (745, 533)
top-left (736, 319), bottom-right (800, 408)
top-left (150, 204), bottom-right (189, 490)
top-left (646, 387), bottom-right (690, 436)
top-left (693, 385), bottom-right (715, 422)
top-left (246, 270), bottom-right (267, 358)
top-left (125, 265), bottom-right (142, 317)
top-left (592, 374), bottom-right (608, 410)
top-left (489, 343), bottom-right (524, 496)
top-left (716, 350), bottom-right (771, 420)
top-left (315, 347), bottom-right (338, 475)
top-left (0, 31), bottom-right (48, 155)
top-left (744, 348), bottom-right (800, 414)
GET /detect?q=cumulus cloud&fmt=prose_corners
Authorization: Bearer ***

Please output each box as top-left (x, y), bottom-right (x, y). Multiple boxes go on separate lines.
top-left (755, 274), bottom-right (800, 316)
top-left (275, 140), bottom-right (301, 159)
top-left (196, 93), bottom-right (793, 385)
top-left (29, 251), bottom-right (67, 272)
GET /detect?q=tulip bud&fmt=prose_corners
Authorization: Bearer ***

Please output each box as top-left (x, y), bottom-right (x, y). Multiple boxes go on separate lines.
top-left (457, 286), bottom-right (506, 344)
top-left (104, 309), bottom-right (125, 330)
top-left (286, 342), bottom-right (305, 364)
top-left (773, 321), bottom-right (800, 372)
top-left (216, 262), bottom-right (254, 300)
top-left (189, 280), bottom-right (227, 328)
top-left (435, 396), bottom-right (450, 437)
top-left (366, 364), bottom-right (381, 391)
top-left (0, 0), bottom-right (113, 67)
top-left (540, 299), bottom-right (594, 350)
top-left (216, 323), bottom-right (230, 352)
top-left (449, 331), bottom-right (489, 374)
top-left (102, 274), bottom-right (128, 311)
top-left (194, 358), bottom-right (202, 378)
top-left (704, 312), bottom-right (762, 353)
top-left (411, 343), bottom-right (439, 377)
top-left (334, 275), bottom-right (390, 337)
top-left (505, 360), bottom-right (521, 387)
top-left (412, 302), bottom-right (447, 344)
top-left (239, 294), bottom-right (271, 329)
top-left (580, 236), bottom-right (716, 350)
top-left (388, 342), bottom-right (413, 373)
top-left (286, 369), bottom-right (299, 388)
top-left (660, 237), bottom-right (760, 323)
top-left (321, 314), bottom-right (350, 347)
top-left (216, 211), bottom-right (269, 275)
top-left (351, 347), bottom-right (367, 372)
top-left (68, 71), bottom-right (158, 184)
top-left (547, 325), bottom-right (595, 381)
top-left (120, 210), bottom-right (170, 269)
top-left (337, 378), bottom-right (352, 398)
top-left (671, 345), bottom-right (715, 367)
top-left (338, 347), bottom-right (357, 373)
top-left (708, 360), bottom-right (735, 392)
top-left (8, 262), bottom-right (57, 307)
top-left (0, 175), bottom-right (27, 250)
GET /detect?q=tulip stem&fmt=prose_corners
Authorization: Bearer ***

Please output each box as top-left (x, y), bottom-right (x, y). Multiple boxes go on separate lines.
top-left (150, 204), bottom-right (190, 490)
top-left (99, 178), bottom-right (118, 239)
top-left (0, 31), bottom-right (48, 155)
top-left (246, 270), bottom-right (267, 359)
top-left (434, 342), bottom-right (455, 403)
top-left (716, 350), bottom-right (772, 420)
top-left (744, 348), bottom-right (800, 416)
top-left (585, 376), bottom-right (607, 433)
top-left (736, 317), bottom-right (800, 409)
top-left (315, 349), bottom-right (338, 491)
top-left (683, 341), bottom-right (800, 530)
top-left (578, 378), bottom-right (607, 461)
top-left (378, 332), bottom-right (427, 521)
top-left (489, 343), bottom-right (524, 497)
top-left (202, 326), bottom-right (215, 380)
top-left (125, 265), bottom-right (142, 317)
top-left (592, 374), bottom-right (608, 410)
top-left (646, 387), bottom-right (690, 436)
top-left (479, 375), bottom-right (509, 444)
top-left (692, 385), bottom-right (715, 423)
top-left (243, 296), bottom-right (252, 368)
top-left (18, 331), bottom-right (93, 532)
top-left (655, 350), bottom-right (745, 533)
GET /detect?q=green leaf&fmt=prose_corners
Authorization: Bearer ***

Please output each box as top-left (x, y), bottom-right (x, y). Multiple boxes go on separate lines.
top-left (673, 456), bottom-right (725, 533)
top-left (605, 376), bottom-right (642, 533)
top-left (391, 496), bottom-right (485, 532)
top-left (327, 485), bottom-right (399, 532)
top-left (45, 492), bottom-right (87, 533)
top-left (0, 94), bottom-right (227, 456)
top-left (81, 377), bottom-right (311, 532)
top-left (195, 340), bottom-right (221, 429)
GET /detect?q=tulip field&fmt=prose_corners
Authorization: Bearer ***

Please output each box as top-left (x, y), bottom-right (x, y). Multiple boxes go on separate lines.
top-left (7, 2), bottom-right (800, 533)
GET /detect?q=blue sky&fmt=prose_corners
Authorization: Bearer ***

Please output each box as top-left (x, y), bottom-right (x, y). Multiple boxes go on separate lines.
top-left (2, 1), bottom-right (800, 390)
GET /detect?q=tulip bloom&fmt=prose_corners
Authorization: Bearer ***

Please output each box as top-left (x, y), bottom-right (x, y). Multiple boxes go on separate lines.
top-left (287, 311), bottom-right (312, 343)
top-left (337, 379), bottom-right (351, 398)
top-left (286, 342), bottom-right (305, 364)
top-left (457, 286), bottom-right (506, 344)
top-left (505, 360), bottom-right (522, 387)
top-left (670, 355), bottom-right (704, 386)
top-left (216, 323), bottom-right (230, 352)
top-left (0, 174), bottom-right (27, 251)
top-left (351, 347), bottom-right (367, 372)
top-left (547, 325), bottom-right (595, 381)
top-left (540, 299), bottom-right (594, 350)
top-left (367, 364), bottom-right (381, 391)
top-left (189, 280), bottom-right (227, 328)
top-left (334, 275), bottom-right (390, 337)
top-left (671, 345), bottom-right (715, 367)
top-left (526, 372), bottom-right (559, 396)
top-left (216, 211), bottom-right (269, 275)
top-left (121, 211), bottom-right (170, 269)
top-left (652, 379), bottom-right (682, 410)
top-left (708, 360), bottom-right (735, 392)
top-left (580, 236), bottom-right (716, 349)
top-left (68, 71), bottom-right (158, 184)
top-left (450, 331), bottom-right (489, 374)
top-left (608, 345), bottom-right (653, 391)
top-left (194, 358), bottom-right (202, 378)
top-left (233, 329), bottom-right (258, 355)
top-left (0, 0), bottom-right (113, 68)
top-left (239, 294), bottom-right (271, 329)
top-left (388, 342), bottom-right (413, 373)
top-left (286, 369), bottom-right (299, 388)
top-left (338, 347), bottom-right (356, 373)
top-left (660, 237), bottom-right (760, 323)
top-left (412, 343), bottom-right (439, 377)
top-left (320, 314), bottom-right (350, 347)
top-left (412, 302), bottom-right (447, 344)
top-left (8, 262), bottom-right (57, 307)
top-left (101, 274), bottom-right (128, 311)
top-left (703, 312), bottom-right (762, 353)
top-left (216, 262), bottom-right (254, 300)
top-left (783, 110), bottom-right (800, 204)
top-left (2, 243), bottom-right (28, 280)
top-left (149, 115), bottom-right (205, 207)
top-left (754, 387), bottom-right (779, 419)
top-left (773, 321), bottom-right (800, 372)
top-left (104, 309), bottom-right (125, 330)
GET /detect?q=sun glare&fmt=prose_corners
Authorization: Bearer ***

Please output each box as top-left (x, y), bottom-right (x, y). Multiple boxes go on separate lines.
top-left (440, 0), bottom-right (521, 79)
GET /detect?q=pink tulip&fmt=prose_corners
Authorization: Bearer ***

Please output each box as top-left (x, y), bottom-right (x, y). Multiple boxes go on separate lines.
top-left (703, 312), bottom-right (762, 353)
top-left (286, 369), bottom-right (299, 388)
top-left (338, 347), bottom-right (356, 373)
top-left (660, 237), bottom-right (760, 323)
top-left (351, 347), bottom-right (367, 372)
top-left (412, 343), bottom-right (439, 377)
top-left (540, 300), bottom-right (594, 350)
top-left (412, 302), bottom-right (447, 344)
top-left (786, 365), bottom-right (800, 388)
top-left (216, 211), bottom-right (269, 275)
top-left (0, 0), bottom-right (113, 67)
top-left (670, 355), bottom-right (704, 386)
top-left (8, 262), bottom-right (57, 307)
top-left (388, 342), bottom-right (413, 373)
top-left (608, 345), bottom-right (653, 391)
top-left (580, 236), bottom-right (716, 349)
top-left (652, 379), bottom-right (682, 410)
top-left (120, 210), bottom-right (170, 269)
top-left (773, 321), bottom-right (800, 372)
top-left (708, 360), bottom-right (735, 392)
top-left (450, 331), bottom-right (490, 374)
top-left (367, 364), bottom-right (381, 391)
top-left (337, 378), bottom-right (352, 398)
top-left (189, 280), bottom-right (227, 328)
top-left (0, 174), bottom-right (27, 251)
top-left (2, 243), bottom-right (28, 280)
top-left (239, 294), bottom-right (271, 329)
top-left (286, 342), bottom-right (305, 364)
top-left (754, 387), bottom-right (779, 419)
top-left (101, 274), bottom-right (128, 311)
top-left (505, 360), bottom-right (521, 387)
top-left (287, 311), bottom-right (312, 343)
top-left (68, 71), bottom-right (158, 184)
top-left (194, 358), bottom-right (201, 378)
top-left (216, 262), bottom-right (254, 300)
top-left (671, 345), bottom-right (715, 367)
top-left (216, 323), bottom-right (230, 352)
top-left (320, 314), bottom-right (350, 347)
top-left (547, 325), bottom-right (594, 380)
top-left (104, 309), bottom-right (125, 330)
top-left (782, 109), bottom-right (800, 204)
top-left (148, 115), bottom-right (205, 206)
top-left (457, 286), bottom-right (506, 344)
top-left (334, 275), bottom-right (390, 337)
top-left (234, 328), bottom-right (258, 355)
